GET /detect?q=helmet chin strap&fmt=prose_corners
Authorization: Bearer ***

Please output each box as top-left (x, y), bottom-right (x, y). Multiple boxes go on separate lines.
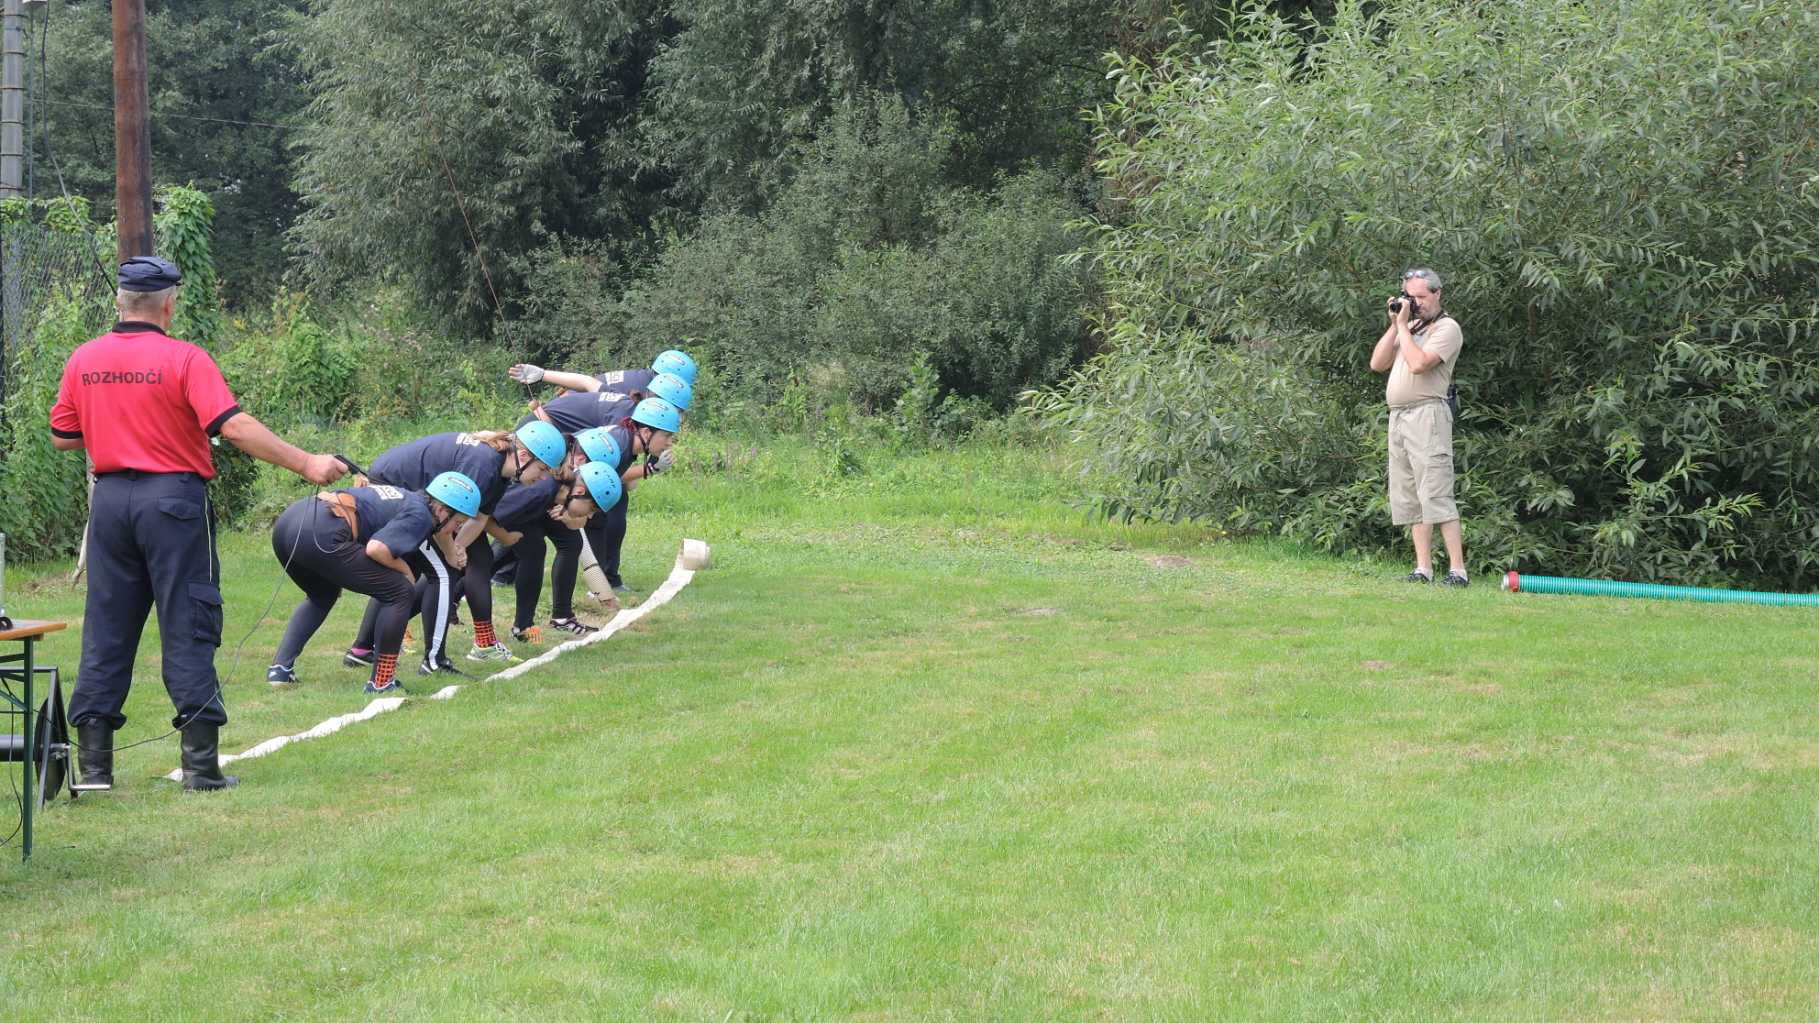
top-left (430, 501), bottom-right (461, 534)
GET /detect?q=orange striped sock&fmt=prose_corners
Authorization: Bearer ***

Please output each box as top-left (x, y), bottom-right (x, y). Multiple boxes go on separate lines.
top-left (374, 653), bottom-right (399, 688)
top-left (473, 620), bottom-right (497, 647)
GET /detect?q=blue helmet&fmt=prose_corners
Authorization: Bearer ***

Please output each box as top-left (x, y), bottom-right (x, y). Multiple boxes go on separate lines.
top-left (514, 420), bottom-right (566, 470)
top-left (631, 396), bottom-right (682, 434)
top-left (575, 461), bottom-right (624, 509)
top-left (425, 471), bottom-right (482, 517)
top-left (651, 349), bottom-right (697, 385)
top-left (575, 426), bottom-right (621, 467)
top-left (646, 371), bottom-right (693, 411)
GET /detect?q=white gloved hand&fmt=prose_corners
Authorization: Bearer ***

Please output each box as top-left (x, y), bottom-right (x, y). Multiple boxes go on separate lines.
top-left (509, 363), bottom-right (545, 384)
top-left (645, 449), bottom-right (676, 476)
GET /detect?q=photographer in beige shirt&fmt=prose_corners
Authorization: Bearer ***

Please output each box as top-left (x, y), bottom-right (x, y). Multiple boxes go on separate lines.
top-left (1369, 267), bottom-right (1467, 586)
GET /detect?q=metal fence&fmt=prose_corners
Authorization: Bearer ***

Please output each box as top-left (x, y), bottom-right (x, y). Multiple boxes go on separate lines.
top-left (0, 220), bottom-right (112, 412)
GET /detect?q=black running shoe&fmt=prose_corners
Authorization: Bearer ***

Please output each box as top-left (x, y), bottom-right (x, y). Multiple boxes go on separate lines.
top-left (343, 648), bottom-right (375, 669)
top-left (1441, 571), bottom-right (1470, 588)
top-left (1403, 570), bottom-right (1433, 584)
top-left (418, 658), bottom-right (471, 678)
top-left (267, 664), bottom-right (299, 687)
top-left (547, 616), bottom-right (598, 636)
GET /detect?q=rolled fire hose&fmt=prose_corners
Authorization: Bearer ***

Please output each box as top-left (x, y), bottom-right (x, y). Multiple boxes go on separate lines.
top-left (578, 536), bottom-right (617, 608)
top-left (1502, 572), bottom-right (1819, 606)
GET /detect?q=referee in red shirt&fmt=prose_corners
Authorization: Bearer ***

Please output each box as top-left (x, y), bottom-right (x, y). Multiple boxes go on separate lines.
top-left (49, 256), bottom-right (348, 791)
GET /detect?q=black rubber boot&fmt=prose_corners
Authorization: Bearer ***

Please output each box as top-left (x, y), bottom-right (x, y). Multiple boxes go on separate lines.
top-left (180, 722), bottom-right (239, 792)
top-left (72, 721), bottom-right (114, 791)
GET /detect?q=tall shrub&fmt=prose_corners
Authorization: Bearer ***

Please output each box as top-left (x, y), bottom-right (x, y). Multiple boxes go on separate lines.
top-left (609, 97), bottom-right (1093, 412)
top-left (1045, 0), bottom-right (1819, 586)
top-left (155, 185), bottom-right (224, 346)
top-left (0, 300), bottom-right (106, 559)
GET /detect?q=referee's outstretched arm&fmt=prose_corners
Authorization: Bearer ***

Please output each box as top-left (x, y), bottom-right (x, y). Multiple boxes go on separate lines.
top-left (217, 413), bottom-right (347, 485)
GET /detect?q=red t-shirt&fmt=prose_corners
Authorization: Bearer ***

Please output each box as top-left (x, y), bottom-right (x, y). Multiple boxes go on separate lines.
top-left (49, 323), bottom-right (241, 478)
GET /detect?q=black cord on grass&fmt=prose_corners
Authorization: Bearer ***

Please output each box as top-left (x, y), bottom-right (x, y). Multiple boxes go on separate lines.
top-left (64, 455), bottom-right (370, 757)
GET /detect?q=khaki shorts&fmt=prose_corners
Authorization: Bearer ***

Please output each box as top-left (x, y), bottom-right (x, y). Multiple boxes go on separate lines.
top-left (1387, 400), bottom-right (1457, 526)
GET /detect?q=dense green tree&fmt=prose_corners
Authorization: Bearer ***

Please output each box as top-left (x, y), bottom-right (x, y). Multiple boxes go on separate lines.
top-left (606, 96), bottom-right (1093, 410)
top-left (641, 0), bottom-right (1114, 210)
top-left (32, 0), bottom-right (309, 303)
top-left (287, 0), bottom-right (668, 326)
top-left (1042, 0), bottom-right (1819, 587)
top-left (289, 0), bottom-right (1339, 327)
top-left (641, 0), bottom-right (1339, 212)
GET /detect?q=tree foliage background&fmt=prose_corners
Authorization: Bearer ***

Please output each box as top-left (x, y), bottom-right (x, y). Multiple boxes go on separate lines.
top-left (34, 0), bottom-right (308, 304)
top-left (1038, 0), bottom-right (1819, 587)
top-left (26, 0), bottom-right (1819, 586)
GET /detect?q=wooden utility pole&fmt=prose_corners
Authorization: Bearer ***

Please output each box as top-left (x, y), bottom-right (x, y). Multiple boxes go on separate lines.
top-left (112, 0), bottom-right (152, 260)
top-left (1, 0), bottom-right (24, 198)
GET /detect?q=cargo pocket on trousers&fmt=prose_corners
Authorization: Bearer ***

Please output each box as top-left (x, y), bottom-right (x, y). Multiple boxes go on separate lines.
top-left (158, 496), bottom-right (202, 521)
top-left (189, 581), bottom-right (224, 647)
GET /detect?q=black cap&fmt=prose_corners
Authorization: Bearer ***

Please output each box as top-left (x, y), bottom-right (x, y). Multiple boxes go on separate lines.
top-left (118, 256), bottom-right (183, 292)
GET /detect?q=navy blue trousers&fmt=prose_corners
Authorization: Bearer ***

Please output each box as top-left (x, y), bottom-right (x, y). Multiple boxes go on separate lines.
top-left (69, 471), bottom-right (226, 730)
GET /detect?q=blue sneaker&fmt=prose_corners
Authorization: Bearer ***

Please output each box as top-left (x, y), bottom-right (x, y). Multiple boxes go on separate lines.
top-left (363, 679), bottom-right (406, 696)
top-left (267, 664), bottom-right (299, 687)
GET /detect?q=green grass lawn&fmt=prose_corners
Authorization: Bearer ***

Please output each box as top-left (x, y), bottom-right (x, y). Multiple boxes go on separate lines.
top-left (4, 432), bottom-right (1818, 1020)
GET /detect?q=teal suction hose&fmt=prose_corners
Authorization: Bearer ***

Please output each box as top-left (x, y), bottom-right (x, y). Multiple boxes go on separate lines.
top-left (1502, 572), bottom-right (1819, 606)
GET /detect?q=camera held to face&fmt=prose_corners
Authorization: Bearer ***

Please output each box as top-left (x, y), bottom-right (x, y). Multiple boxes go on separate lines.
top-left (1388, 292), bottom-right (1417, 316)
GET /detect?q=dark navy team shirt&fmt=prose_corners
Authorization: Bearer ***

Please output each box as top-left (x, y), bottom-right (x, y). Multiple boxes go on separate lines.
top-left (593, 368), bottom-right (656, 399)
top-left (602, 422), bottom-right (636, 475)
top-left (490, 477), bottom-right (561, 533)
top-left (540, 392), bottom-right (637, 436)
top-left (345, 485), bottom-right (436, 558)
top-left (368, 431), bottom-right (509, 514)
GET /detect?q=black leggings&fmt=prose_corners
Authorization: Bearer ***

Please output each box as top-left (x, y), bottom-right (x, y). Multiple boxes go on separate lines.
top-left (457, 536), bottom-right (496, 622)
top-left (273, 501), bottom-right (418, 668)
top-left (547, 489), bottom-right (628, 606)
top-left (353, 534), bottom-right (457, 665)
top-left (510, 517), bottom-right (582, 630)
top-left (597, 492), bottom-right (628, 581)
top-left (520, 516), bottom-right (582, 629)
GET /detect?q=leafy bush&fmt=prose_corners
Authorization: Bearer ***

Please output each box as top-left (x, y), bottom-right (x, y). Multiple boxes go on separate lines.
top-left (0, 299), bottom-right (108, 559)
top-left (1044, 0), bottom-right (1819, 587)
top-left (503, 238), bottom-right (628, 367)
top-left (218, 293), bottom-right (360, 428)
top-left (156, 185), bottom-right (223, 345)
top-left (603, 96), bottom-right (1093, 415)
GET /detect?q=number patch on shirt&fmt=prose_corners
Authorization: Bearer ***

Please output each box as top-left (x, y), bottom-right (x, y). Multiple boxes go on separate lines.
top-left (370, 485), bottom-right (404, 501)
top-left (455, 432), bottom-right (483, 446)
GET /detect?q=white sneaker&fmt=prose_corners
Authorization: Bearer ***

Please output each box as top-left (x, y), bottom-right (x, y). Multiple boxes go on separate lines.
top-left (465, 642), bottom-right (520, 663)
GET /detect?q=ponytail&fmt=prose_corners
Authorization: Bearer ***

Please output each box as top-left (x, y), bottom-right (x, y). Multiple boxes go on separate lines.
top-left (465, 430), bottom-right (514, 451)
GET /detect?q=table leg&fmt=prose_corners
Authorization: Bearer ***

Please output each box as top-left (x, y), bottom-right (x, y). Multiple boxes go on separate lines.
top-left (21, 635), bottom-right (33, 863)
